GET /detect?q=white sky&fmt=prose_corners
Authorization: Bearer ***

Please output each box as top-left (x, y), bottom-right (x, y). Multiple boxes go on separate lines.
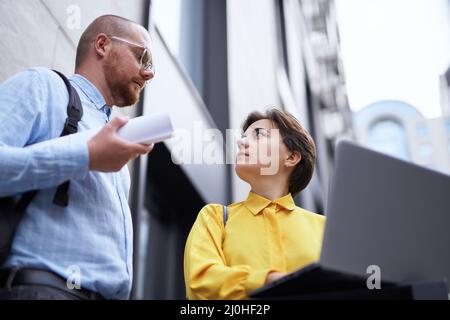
top-left (335, 0), bottom-right (450, 118)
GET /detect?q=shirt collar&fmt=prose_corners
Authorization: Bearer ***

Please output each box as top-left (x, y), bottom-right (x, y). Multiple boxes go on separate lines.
top-left (69, 74), bottom-right (111, 116)
top-left (244, 191), bottom-right (296, 215)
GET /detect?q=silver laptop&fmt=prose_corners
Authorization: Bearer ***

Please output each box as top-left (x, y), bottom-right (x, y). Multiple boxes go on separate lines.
top-left (251, 140), bottom-right (450, 298)
top-left (320, 140), bottom-right (450, 288)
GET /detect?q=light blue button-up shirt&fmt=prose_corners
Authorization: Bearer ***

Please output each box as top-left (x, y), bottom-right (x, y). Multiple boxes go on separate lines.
top-left (0, 67), bottom-right (133, 300)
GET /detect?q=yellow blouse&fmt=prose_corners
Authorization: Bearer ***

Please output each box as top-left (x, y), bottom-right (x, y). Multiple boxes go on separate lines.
top-left (184, 191), bottom-right (326, 300)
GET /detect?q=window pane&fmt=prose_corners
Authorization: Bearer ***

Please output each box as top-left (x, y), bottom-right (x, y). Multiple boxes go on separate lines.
top-left (152, 0), bottom-right (204, 95)
top-left (445, 119), bottom-right (450, 135)
top-left (368, 120), bottom-right (410, 160)
top-left (151, 0), bottom-right (182, 55)
top-left (418, 143), bottom-right (433, 159)
top-left (416, 122), bottom-right (428, 137)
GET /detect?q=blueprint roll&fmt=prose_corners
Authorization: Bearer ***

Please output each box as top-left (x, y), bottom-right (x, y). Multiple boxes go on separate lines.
top-left (116, 113), bottom-right (174, 145)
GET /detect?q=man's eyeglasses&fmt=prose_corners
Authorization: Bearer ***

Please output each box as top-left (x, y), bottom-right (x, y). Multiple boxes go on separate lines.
top-left (109, 36), bottom-right (154, 73)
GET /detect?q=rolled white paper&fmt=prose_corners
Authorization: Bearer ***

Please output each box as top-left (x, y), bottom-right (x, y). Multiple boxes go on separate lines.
top-left (116, 113), bottom-right (174, 144)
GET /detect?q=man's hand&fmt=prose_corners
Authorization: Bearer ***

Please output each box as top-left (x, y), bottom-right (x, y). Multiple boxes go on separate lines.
top-left (265, 271), bottom-right (287, 285)
top-left (88, 117), bottom-right (154, 172)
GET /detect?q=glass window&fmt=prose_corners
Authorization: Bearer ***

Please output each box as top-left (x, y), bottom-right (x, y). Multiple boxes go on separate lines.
top-left (135, 212), bottom-right (150, 299)
top-left (416, 122), bottom-right (428, 137)
top-left (151, 0), bottom-right (182, 55)
top-left (368, 120), bottom-right (410, 160)
top-left (151, 0), bottom-right (205, 95)
top-left (444, 119), bottom-right (450, 135)
top-left (418, 143), bottom-right (433, 159)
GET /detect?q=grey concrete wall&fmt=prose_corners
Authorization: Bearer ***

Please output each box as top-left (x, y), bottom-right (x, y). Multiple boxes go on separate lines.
top-left (0, 0), bottom-right (148, 81)
top-left (0, 0), bottom-right (149, 127)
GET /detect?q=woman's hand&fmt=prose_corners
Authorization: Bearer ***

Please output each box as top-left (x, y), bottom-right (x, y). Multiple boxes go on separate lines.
top-left (265, 271), bottom-right (287, 284)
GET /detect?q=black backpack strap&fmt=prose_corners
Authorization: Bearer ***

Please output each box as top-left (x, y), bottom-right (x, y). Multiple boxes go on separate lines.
top-left (0, 70), bottom-right (83, 263)
top-left (52, 70), bottom-right (83, 136)
top-left (223, 205), bottom-right (228, 227)
top-left (51, 70), bottom-right (83, 207)
top-left (0, 190), bottom-right (39, 262)
top-left (14, 190), bottom-right (39, 213)
top-left (2, 70), bottom-right (82, 212)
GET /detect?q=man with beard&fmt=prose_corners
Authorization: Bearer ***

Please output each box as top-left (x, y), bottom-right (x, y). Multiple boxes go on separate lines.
top-left (0, 15), bottom-right (155, 300)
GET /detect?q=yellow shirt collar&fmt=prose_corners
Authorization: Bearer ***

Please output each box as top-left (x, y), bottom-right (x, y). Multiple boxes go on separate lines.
top-left (244, 191), bottom-right (296, 215)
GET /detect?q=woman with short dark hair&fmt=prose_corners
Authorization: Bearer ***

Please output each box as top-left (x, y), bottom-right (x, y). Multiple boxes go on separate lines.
top-left (184, 108), bottom-right (325, 300)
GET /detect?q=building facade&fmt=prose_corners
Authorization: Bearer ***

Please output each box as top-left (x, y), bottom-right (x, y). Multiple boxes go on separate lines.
top-left (354, 100), bottom-right (450, 175)
top-left (440, 66), bottom-right (450, 117)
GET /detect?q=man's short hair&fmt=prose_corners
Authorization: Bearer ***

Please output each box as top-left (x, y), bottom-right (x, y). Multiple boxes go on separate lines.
top-left (75, 15), bottom-right (140, 68)
top-left (242, 108), bottom-right (317, 196)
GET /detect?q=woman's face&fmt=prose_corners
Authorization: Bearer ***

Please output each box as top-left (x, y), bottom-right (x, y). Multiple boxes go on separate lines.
top-left (235, 119), bottom-right (291, 180)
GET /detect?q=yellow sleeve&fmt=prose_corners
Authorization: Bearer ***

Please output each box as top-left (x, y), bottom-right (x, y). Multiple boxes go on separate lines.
top-left (184, 204), bottom-right (272, 300)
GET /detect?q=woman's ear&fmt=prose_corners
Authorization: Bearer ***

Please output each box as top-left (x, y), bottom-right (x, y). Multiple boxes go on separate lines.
top-left (285, 151), bottom-right (301, 168)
